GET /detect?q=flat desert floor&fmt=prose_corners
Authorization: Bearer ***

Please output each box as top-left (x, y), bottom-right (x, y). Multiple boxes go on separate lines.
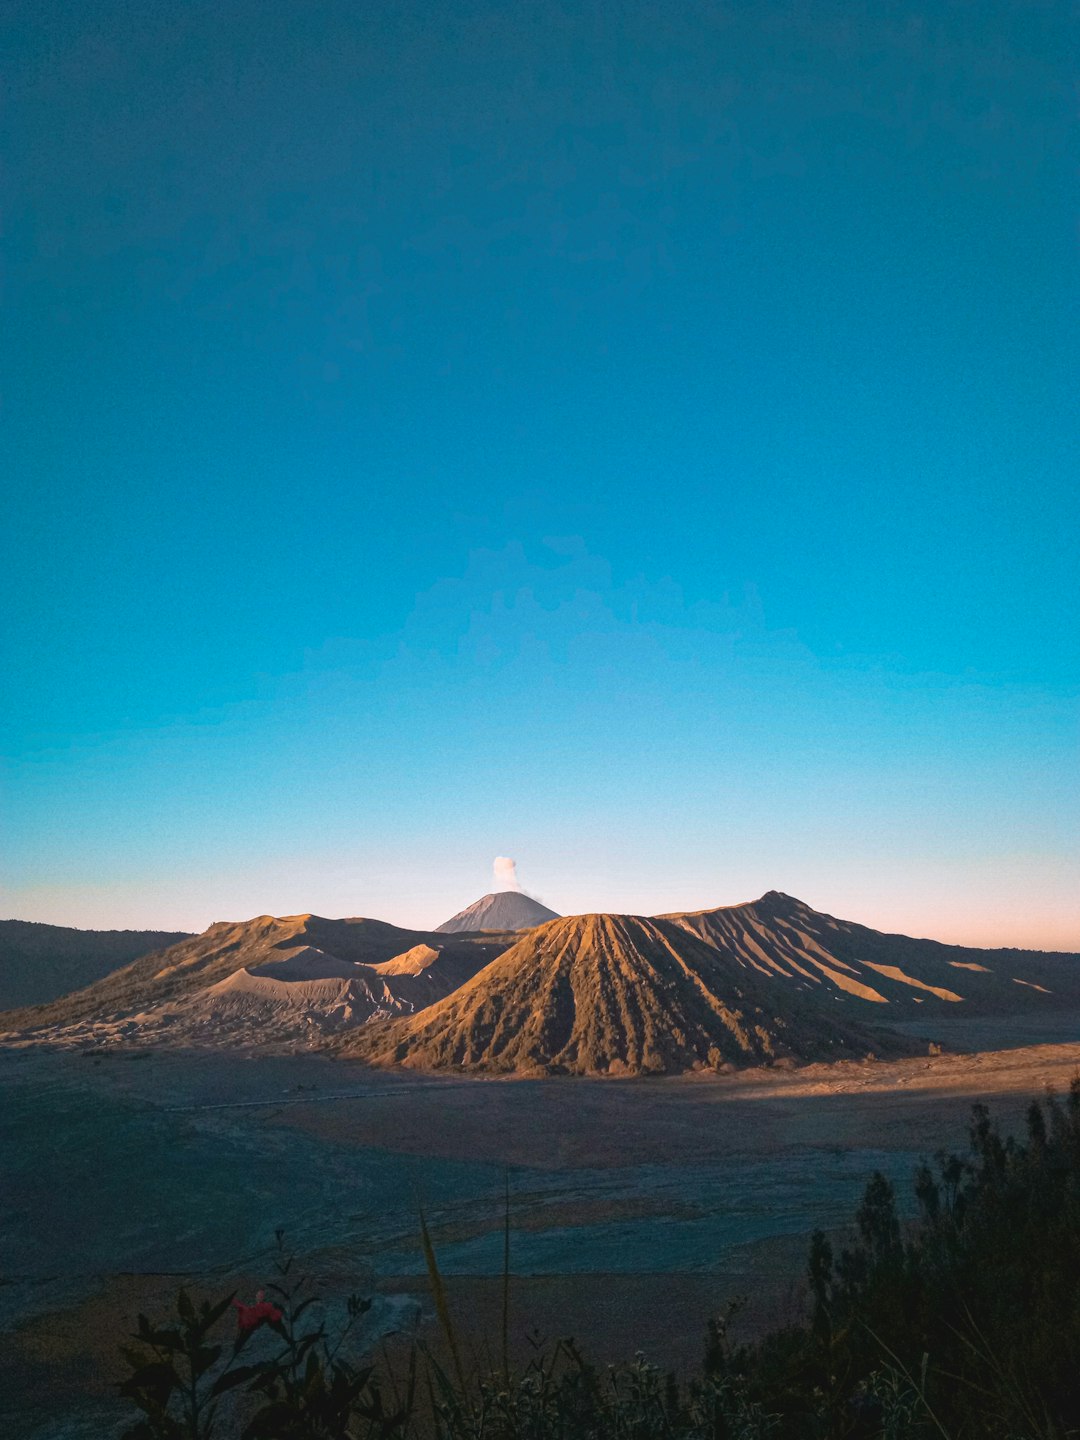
top-left (4, 1013), bottom-right (1080, 1438)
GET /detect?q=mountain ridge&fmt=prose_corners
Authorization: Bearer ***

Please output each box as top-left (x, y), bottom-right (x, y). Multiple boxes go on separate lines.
top-left (343, 890), bottom-right (1080, 1075)
top-left (4, 892), bottom-right (1079, 1070)
top-left (0, 919), bottom-right (193, 1010)
top-left (0, 912), bottom-right (509, 1047)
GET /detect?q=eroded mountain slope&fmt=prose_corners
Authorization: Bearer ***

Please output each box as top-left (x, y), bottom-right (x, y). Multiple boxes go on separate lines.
top-left (665, 892), bottom-right (1080, 1014)
top-left (344, 911), bottom-right (920, 1074)
top-left (0, 913), bottom-right (508, 1048)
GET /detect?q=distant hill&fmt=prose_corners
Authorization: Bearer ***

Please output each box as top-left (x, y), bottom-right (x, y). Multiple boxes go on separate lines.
top-left (0, 914), bottom-right (508, 1048)
top-left (344, 892), bottom-right (1080, 1076)
top-left (0, 920), bottom-right (191, 1009)
top-left (436, 891), bottom-right (560, 934)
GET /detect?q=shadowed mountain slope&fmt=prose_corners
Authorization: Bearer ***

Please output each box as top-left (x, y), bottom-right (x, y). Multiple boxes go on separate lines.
top-left (343, 911), bottom-right (921, 1075)
top-left (436, 891), bottom-right (561, 934)
top-left (0, 920), bottom-right (192, 1009)
top-left (0, 913), bottom-right (508, 1047)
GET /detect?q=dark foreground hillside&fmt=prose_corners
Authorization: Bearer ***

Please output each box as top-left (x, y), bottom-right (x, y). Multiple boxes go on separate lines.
top-left (108, 1083), bottom-right (1080, 1438)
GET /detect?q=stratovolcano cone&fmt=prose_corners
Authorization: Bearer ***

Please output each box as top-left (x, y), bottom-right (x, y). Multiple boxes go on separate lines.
top-left (436, 891), bottom-right (560, 934)
top-left (343, 908), bottom-right (920, 1074)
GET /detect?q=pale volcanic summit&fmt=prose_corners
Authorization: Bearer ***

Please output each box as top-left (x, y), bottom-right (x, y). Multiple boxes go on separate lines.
top-left (436, 890), bottom-right (561, 934)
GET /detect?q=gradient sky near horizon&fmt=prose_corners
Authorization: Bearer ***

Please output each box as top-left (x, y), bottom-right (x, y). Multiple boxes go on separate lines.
top-left (2, 0), bottom-right (1077, 947)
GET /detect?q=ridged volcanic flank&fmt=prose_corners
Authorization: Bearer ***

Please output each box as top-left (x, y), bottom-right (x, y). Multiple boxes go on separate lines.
top-left (344, 890), bottom-right (1080, 1075)
top-left (662, 891), bottom-right (1080, 1012)
top-left (0, 912), bottom-right (508, 1047)
top-left (343, 908), bottom-right (916, 1074)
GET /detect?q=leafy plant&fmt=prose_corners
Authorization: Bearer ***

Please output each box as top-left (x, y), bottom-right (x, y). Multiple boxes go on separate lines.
top-left (119, 1288), bottom-right (245, 1440)
top-left (118, 1234), bottom-right (409, 1440)
top-left (241, 1233), bottom-right (408, 1439)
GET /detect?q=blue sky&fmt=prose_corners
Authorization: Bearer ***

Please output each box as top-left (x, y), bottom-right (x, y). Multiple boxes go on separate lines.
top-left (2, 0), bottom-right (1077, 944)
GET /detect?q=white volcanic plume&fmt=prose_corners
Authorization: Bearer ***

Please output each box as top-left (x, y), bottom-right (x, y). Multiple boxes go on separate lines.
top-left (493, 857), bottom-right (522, 892)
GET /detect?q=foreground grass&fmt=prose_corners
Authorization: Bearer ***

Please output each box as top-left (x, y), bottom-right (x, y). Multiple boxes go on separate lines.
top-left (117, 1082), bottom-right (1080, 1439)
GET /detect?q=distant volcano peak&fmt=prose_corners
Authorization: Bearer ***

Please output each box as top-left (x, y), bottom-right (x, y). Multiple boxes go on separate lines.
top-left (756, 889), bottom-right (804, 910)
top-left (435, 891), bottom-right (560, 935)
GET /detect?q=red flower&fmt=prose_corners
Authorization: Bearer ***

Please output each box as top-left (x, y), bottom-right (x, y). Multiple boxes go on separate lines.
top-left (233, 1290), bottom-right (283, 1336)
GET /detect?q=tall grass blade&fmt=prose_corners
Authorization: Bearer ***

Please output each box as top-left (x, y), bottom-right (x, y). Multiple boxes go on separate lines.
top-left (866, 1328), bottom-right (953, 1440)
top-left (418, 1201), bottom-right (467, 1399)
top-left (501, 1167), bottom-right (511, 1386)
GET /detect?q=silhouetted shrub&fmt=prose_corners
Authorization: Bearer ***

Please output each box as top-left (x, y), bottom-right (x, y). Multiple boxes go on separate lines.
top-left (716, 1079), bottom-right (1080, 1437)
top-left (118, 1234), bottom-right (408, 1440)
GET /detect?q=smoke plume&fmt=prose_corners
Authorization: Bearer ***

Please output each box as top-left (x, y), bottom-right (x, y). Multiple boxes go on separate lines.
top-left (493, 856), bottom-right (521, 892)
